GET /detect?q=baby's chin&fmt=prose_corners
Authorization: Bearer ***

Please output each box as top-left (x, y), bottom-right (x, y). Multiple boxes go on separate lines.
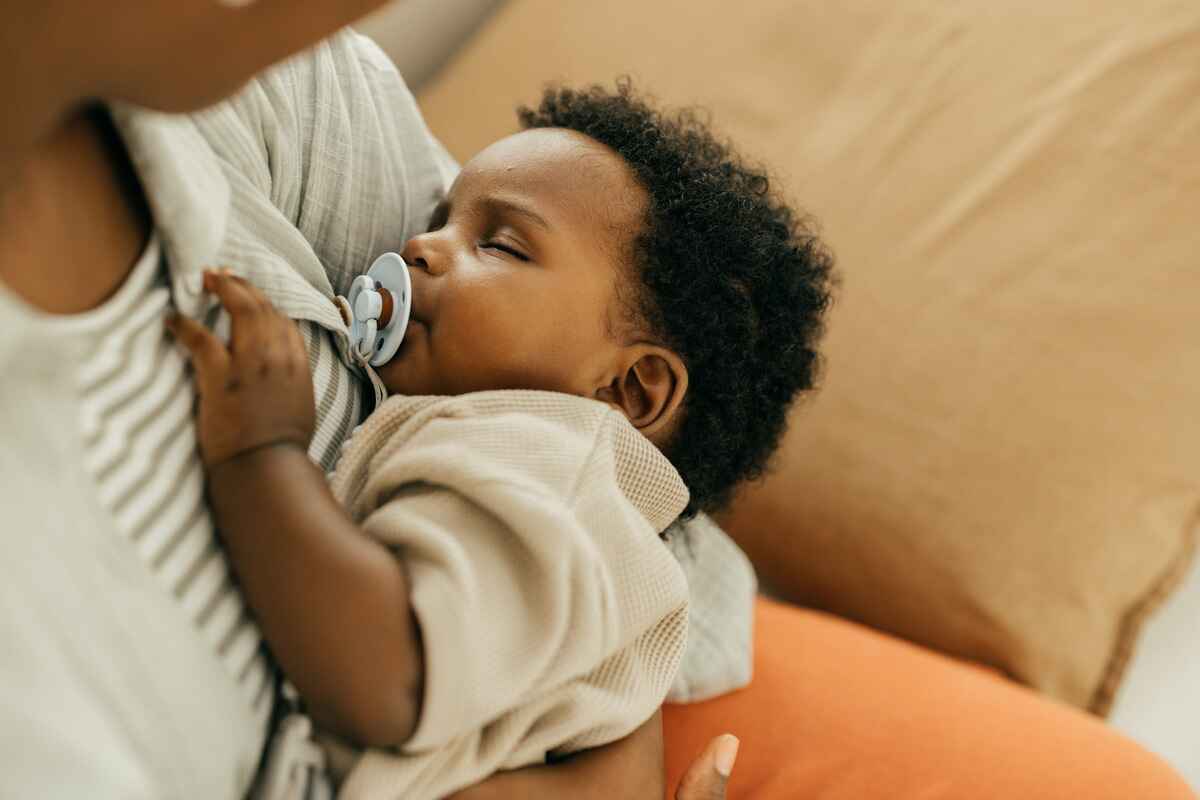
top-left (376, 356), bottom-right (427, 396)
top-left (375, 320), bottom-right (435, 395)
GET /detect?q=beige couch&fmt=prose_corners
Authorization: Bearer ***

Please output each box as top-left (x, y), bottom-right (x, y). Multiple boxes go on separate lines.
top-left (362, 0), bottom-right (1200, 788)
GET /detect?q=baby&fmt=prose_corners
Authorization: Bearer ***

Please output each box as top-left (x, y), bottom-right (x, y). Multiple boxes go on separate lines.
top-left (169, 81), bottom-right (834, 798)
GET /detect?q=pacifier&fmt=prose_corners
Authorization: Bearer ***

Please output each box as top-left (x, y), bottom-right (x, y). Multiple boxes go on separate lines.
top-left (342, 252), bottom-right (412, 367)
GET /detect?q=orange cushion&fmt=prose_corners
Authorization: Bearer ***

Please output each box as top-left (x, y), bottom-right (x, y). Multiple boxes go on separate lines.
top-left (662, 598), bottom-right (1196, 799)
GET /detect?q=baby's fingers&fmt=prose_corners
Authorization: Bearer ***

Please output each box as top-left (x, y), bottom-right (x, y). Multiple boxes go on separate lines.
top-left (165, 312), bottom-right (230, 388)
top-left (204, 269), bottom-right (271, 357)
top-left (204, 268), bottom-right (263, 315)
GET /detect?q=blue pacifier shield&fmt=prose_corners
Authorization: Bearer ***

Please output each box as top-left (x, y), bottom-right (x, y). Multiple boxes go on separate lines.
top-left (346, 252), bottom-right (412, 367)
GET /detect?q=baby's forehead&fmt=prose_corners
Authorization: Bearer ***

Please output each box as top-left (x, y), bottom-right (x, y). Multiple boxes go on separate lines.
top-left (461, 130), bottom-right (634, 195)
top-left (454, 130), bottom-right (646, 238)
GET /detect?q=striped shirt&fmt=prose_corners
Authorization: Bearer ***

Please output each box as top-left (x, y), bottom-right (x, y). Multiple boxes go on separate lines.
top-left (44, 234), bottom-right (365, 761)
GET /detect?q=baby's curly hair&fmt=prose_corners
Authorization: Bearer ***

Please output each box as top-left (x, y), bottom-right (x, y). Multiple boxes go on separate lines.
top-left (518, 80), bottom-right (836, 516)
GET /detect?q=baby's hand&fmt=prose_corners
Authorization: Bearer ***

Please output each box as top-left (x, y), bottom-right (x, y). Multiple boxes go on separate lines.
top-left (166, 269), bottom-right (315, 468)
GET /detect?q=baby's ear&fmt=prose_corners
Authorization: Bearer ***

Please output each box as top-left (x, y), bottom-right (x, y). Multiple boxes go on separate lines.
top-left (598, 345), bottom-right (689, 443)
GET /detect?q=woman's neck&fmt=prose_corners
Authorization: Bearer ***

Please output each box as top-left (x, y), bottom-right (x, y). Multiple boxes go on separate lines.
top-left (0, 105), bottom-right (153, 314)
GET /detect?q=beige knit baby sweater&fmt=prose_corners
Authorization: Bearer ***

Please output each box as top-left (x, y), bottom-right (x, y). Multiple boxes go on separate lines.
top-left (322, 390), bottom-right (690, 799)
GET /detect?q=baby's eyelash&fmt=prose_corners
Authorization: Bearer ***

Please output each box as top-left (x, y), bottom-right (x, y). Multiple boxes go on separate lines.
top-left (482, 242), bottom-right (530, 261)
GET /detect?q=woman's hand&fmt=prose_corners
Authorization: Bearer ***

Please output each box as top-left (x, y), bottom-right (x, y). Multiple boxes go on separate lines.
top-left (447, 710), bottom-right (738, 800)
top-left (673, 733), bottom-right (740, 800)
top-left (166, 268), bottom-right (315, 468)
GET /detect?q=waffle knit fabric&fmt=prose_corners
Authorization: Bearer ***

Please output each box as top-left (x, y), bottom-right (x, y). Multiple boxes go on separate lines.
top-left (322, 389), bottom-right (689, 799)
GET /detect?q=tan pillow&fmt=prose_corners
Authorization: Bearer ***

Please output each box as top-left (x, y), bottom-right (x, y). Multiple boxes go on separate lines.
top-left (417, 0), bottom-right (1200, 713)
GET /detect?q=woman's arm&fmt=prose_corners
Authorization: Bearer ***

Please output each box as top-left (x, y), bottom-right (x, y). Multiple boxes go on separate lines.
top-left (448, 712), bottom-right (738, 800)
top-left (168, 269), bottom-right (423, 748)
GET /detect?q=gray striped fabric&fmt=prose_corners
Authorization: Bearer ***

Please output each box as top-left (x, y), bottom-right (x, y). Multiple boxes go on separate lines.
top-left (300, 321), bottom-right (367, 474)
top-left (57, 235), bottom-right (365, 728)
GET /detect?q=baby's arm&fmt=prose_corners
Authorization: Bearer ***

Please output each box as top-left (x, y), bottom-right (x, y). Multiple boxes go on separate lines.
top-left (167, 269), bottom-right (423, 748)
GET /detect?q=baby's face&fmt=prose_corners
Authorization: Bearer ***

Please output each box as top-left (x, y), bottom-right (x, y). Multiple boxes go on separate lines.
top-left (377, 128), bottom-right (647, 399)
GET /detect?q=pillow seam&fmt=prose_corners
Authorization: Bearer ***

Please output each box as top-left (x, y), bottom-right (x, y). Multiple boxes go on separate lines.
top-left (1089, 499), bottom-right (1200, 715)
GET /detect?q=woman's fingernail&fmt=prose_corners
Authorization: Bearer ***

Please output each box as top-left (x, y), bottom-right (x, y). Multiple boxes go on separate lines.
top-left (714, 735), bottom-right (739, 778)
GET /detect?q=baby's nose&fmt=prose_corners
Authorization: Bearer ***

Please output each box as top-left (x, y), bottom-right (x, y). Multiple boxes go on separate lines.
top-left (402, 232), bottom-right (450, 276)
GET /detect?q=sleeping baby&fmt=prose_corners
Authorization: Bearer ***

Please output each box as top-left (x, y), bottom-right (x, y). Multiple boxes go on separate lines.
top-left (167, 81), bottom-right (834, 798)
